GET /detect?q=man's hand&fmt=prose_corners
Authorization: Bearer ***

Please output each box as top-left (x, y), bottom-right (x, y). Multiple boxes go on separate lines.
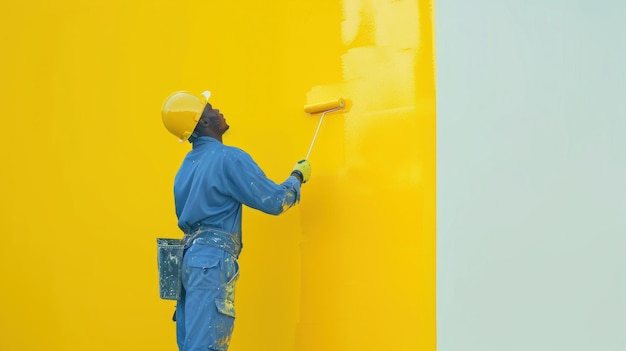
top-left (291, 160), bottom-right (311, 183)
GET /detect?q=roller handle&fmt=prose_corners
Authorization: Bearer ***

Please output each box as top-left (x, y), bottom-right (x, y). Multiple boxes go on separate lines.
top-left (303, 98), bottom-right (346, 160)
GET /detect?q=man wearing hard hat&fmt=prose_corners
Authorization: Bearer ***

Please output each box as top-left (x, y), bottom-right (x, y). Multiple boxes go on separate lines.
top-left (161, 90), bottom-right (311, 351)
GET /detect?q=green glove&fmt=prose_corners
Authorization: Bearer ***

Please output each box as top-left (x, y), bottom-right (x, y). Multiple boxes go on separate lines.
top-left (291, 160), bottom-right (311, 183)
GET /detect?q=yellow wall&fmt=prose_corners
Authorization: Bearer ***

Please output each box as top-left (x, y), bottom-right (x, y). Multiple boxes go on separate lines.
top-left (0, 1), bottom-right (435, 350)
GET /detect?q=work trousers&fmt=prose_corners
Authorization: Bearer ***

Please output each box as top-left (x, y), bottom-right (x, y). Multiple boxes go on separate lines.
top-left (176, 243), bottom-right (239, 351)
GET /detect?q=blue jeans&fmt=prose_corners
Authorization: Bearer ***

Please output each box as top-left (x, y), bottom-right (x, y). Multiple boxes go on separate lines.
top-left (176, 244), bottom-right (239, 351)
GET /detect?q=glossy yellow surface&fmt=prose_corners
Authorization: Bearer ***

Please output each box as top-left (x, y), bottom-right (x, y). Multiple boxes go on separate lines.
top-left (0, 1), bottom-right (435, 350)
top-left (161, 91), bottom-right (208, 142)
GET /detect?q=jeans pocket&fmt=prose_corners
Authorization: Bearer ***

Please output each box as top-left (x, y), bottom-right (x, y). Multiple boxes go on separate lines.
top-left (215, 298), bottom-right (236, 318)
top-left (209, 299), bottom-right (236, 351)
top-left (184, 253), bottom-right (222, 290)
top-left (223, 256), bottom-right (239, 302)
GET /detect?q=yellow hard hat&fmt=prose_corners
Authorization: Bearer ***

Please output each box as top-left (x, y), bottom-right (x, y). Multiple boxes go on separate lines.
top-left (161, 90), bottom-right (211, 141)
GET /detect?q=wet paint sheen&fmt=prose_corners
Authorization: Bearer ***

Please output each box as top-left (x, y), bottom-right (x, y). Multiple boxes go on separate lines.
top-left (297, 1), bottom-right (435, 350)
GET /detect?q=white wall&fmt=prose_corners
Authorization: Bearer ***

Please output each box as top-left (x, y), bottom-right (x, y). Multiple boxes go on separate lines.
top-left (436, 1), bottom-right (625, 350)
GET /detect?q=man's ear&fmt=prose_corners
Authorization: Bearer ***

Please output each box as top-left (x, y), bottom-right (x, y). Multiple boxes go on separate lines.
top-left (199, 109), bottom-right (219, 126)
top-left (207, 116), bottom-right (220, 127)
top-left (197, 116), bottom-right (211, 128)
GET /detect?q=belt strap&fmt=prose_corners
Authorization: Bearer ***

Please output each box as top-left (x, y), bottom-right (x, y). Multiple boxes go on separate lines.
top-left (182, 227), bottom-right (241, 258)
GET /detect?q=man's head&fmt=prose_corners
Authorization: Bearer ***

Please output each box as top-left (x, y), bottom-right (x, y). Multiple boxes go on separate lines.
top-left (193, 102), bottom-right (229, 142)
top-left (162, 90), bottom-right (228, 143)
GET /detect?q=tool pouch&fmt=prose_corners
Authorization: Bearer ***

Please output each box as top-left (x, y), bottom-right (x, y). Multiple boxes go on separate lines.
top-left (156, 238), bottom-right (184, 300)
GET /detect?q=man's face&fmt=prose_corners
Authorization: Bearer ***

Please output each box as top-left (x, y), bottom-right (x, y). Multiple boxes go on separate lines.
top-left (211, 108), bottom-right (229, 134)
top-left (203, 103), bottom-right (230, 134)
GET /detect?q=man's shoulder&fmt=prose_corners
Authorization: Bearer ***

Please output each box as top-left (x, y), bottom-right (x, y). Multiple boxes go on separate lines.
top-left (215, 144), bottom-right (256, 166)
top-left (220, 143), bottom-right (249, 157)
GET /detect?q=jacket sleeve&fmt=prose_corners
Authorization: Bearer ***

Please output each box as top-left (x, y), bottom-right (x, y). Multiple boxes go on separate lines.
top-left (224, 151), bottom-right (301, 215)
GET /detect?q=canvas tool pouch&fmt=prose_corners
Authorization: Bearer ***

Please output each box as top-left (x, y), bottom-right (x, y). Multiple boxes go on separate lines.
top-left (156, 238), bottom-right (184, 300)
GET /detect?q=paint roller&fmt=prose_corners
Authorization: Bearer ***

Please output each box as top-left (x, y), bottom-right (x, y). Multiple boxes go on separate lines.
top-left (303, 98), bottom-right (346, 160)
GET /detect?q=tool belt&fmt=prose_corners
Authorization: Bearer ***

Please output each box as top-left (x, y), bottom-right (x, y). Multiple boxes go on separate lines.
top-left (182, 226), bottom-right (242, 259)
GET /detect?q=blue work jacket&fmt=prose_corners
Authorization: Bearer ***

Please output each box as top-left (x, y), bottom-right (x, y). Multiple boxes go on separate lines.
top-left (174, 136), bottom-right (301, 240)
